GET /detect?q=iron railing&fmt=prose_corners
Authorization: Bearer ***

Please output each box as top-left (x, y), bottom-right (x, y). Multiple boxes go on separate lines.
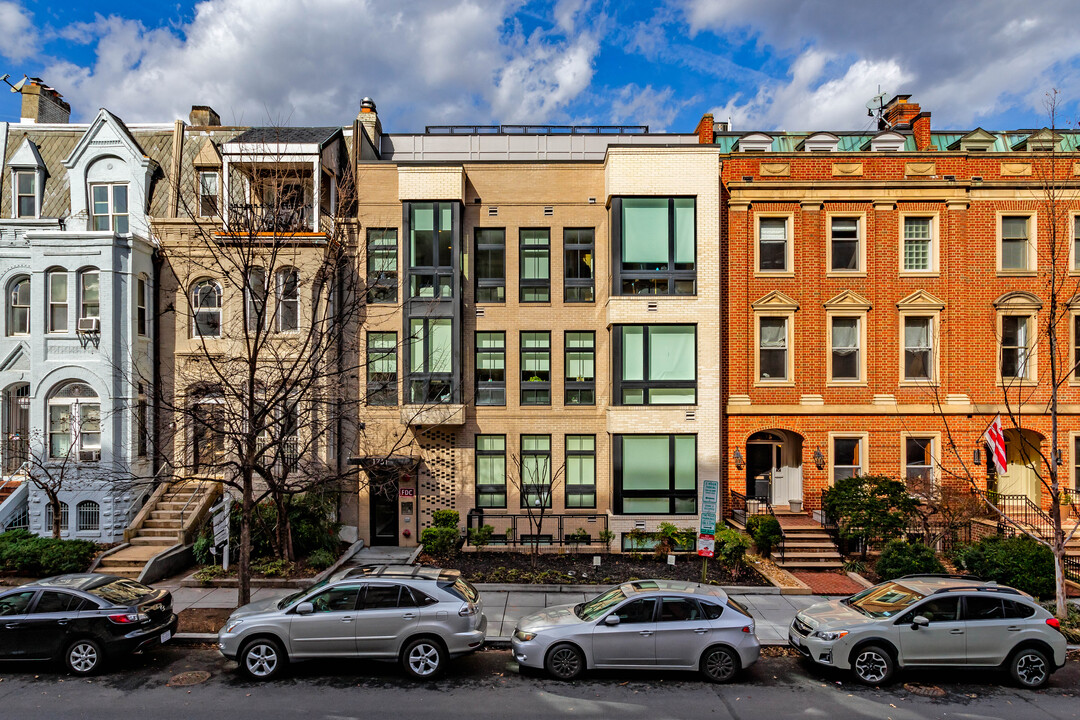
top-left (464, 512), bottom-right (609, 548)
top-left (228, 203), bottom-right (314, 233)
top-left (730, 490), bottom-right (788, 563)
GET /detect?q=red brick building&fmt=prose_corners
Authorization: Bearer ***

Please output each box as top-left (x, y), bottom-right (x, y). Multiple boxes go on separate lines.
top-left (719, 95), bottom-right (1080, 515)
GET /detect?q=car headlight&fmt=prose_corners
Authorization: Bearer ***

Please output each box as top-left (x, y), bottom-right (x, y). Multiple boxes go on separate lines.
top-left (224, 619), bottom-right (243, 634)
top-left (514, 629), bottom-right (537, 642)
top-left (812, 630), bottom-right (849, 641)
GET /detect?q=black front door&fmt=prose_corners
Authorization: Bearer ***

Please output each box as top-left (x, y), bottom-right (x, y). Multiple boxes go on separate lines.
top-left (746, 443), bottom-right (775, 499)
top-left (370, 488), bottom-right (399, 546)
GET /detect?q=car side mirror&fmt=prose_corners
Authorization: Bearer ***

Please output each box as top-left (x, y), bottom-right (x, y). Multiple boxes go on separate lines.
top-left (604, 614), bottom-right (621, 626)
top-left (295, 602), bottom-right (314, 616)
top-left (912, 615), bottom-right (929, 629)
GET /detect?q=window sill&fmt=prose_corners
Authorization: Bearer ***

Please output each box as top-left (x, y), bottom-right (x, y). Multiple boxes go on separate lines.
top-left (998, 379), bottom-right (1038, 388)
top-left (996, 270), bottom-right (1037, 277)
top-left (826, 380), bottom-right (867, 387)
top-left (825, 271), bottom-right (867, 278)
top-left (899, 271), bottom-right (940, 278)
top-left (898, 379), bottom-right (939, 388)
top-left (753, 271), bottom-right (795, 278)
top-left (754, 380), bottom-right (795, 387)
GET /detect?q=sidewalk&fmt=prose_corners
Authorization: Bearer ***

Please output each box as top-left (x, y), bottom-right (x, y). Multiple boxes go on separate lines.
top-left (164, 583), bottom-right (830, 645)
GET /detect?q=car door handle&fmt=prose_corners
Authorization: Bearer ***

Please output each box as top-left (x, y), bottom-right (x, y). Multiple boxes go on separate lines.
top-left (1007, 626), bottom-right (1022, 632)
top-left (402, 613), bottom-right (416, 620)
top-left (341, 617), bottom-right (354, 622)
top-left (638, 630), bottom-right (653, 636)
top-left (949, 629), bottom-right (964, 635)
top-left (694, 628), bottom-right (708, 634)
top-left (4, 623), bottom-right (21, 629)
top-left (57, 619), bottom-right (69, 626)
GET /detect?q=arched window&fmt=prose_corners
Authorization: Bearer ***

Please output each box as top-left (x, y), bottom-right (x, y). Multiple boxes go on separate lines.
top-left (76, 501), bottom-right (100, 532)
top-left (8, 276), bottom-right (29, 335)
top-left (48, 381), bottom-right (101, 460)
top-left (45, 502), bottom-right (70, 532)
top-left (47, 269), bottom-right (68, 333)
top-left (191, 279), bottom-right (222, 338)
top-left (276, 268), bottom-right (299, 332)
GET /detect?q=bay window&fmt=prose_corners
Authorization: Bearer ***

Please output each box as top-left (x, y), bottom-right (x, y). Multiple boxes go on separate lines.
top-left (408, 317), bottom-right (453, 403)
top-left (613, 197), bottom-right (695, 295)
top-left (614, 325), bottom-right (696, 405)
top-left (367, 332), bottom-right (398, 406)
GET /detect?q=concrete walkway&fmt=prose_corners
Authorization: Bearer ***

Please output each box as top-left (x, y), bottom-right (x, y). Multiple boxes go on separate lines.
top-left (166, 583), bottom-right (829, 645)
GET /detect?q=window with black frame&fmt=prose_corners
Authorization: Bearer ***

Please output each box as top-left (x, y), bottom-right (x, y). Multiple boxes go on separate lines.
top-left (565, 435), bottom-right (596, 508)
top-left (408, 317), bottom-right (452, 403)
top-left (614, 325), bottom-right (696, 404)
top-left (563, 228), bottom-right (594, 302)
top-left (408, 203), bottom-right (454, 299)
top-left (476, 435), bottom-right (506, 508)
top-left (520, 229), bottom-right (551, 302)
top-left (564, 331), bottom-right (595, 405)
top-left (475, 228), bottom-right (505, 303)
top-left (613, 197), bottom-right (695, 295)
top-left (520, 331), bottom-right (551, 405)
top-left (520, 435), bottom-right (552, 508)
top-left (367, 229), bottom-right (398, 304)
top-left (476, 331), bottom-right (506, 406)
top-left (614, 434), bottom-right (696, 514)
top-left (367, 332), bottom-right (397, 405)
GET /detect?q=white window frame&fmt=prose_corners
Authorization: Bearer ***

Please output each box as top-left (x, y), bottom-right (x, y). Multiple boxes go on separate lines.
top-left (75, 500), bottom-right (100, 533)
top-left (900, 432), bottom-right (940, 495)
top-left (47, 270), bottom-right (68, 334)
top-left (191, 279), bottom-right (223, 338)
top-left (276, 268), bottom-right (299, 333)
top-left (998, 311), bottom-right (1036, 385)
top-left (79, 269), bottom-right (99, 322)
top-left (826, 313), bottom-right (866, 385)
top-left (996, 212), bottom-right (1037, 275)
top-left (1070, 308), bottom-right (1080, 386)
top-left (754, 312), bottom-right (794, 385)
top-left (246, 267), bottom-right (267, 332)
top-left (137, 276), bottom-right (149, 337)
top-left (89, 183), bottom-right (130, 234)
top-left (1070, 212), bottom-right (1080, 275)
top-left (47, 383), bottom-right (101, 460)
top-left (198, 170), bottom-right (220, 217)
top-left (828, 432), bottom-right (868, 484)
top-left (754, 212), bottom-right (794, 276)
top-left (825, 212), bottom-right (866, 276)
top-left (13, 170), bottom-right (38, 219)
top-left (7, 275), bottom-right (30, 336)
top-left (898, 211), bottom-right (940, 275)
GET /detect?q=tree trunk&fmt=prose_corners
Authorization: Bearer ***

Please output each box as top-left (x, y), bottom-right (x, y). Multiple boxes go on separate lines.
top-left (239, 473), bottom-right (253, 606)
top-left (47, 492), bottom-right (61, 539)
top-left (272, 491), bottom-right (292, 562)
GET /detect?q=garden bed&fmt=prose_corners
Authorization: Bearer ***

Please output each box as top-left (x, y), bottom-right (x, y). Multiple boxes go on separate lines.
top-left (178, 607), bottom-right (231, 634)
top-left (420, 551), bottom-right (768, 587)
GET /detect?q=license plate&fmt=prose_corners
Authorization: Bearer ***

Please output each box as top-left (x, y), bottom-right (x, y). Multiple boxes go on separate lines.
top-left (789, 633), bottom-right (800, 647)
top-left (160, 630), bottom-right (172, 643)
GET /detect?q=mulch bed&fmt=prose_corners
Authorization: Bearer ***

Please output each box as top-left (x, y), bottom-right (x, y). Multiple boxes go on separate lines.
top-left (178, 607), bottom-right (232, 634)
top-left (421, 551), bottom-right (767, 586)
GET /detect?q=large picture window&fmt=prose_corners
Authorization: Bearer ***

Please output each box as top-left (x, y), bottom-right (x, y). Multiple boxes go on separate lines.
top-left (520, 229), bottom-right (550, 302)
top-left (564, 331), bottom-right (595, 406)
top-left (476, 332), bottom-right (506, 406)
top-left (613, 197), bottom-right (695, 295)
top-left (475, 228), bottom-right (505, 303)
top-left (565, 435), bottom-right (596, 508)
top-left (615, 434), bottom-right (696, 514)
top-left (614, 325), bottom-right (696, 405)
top-left (563, 228), bottom-right (594, 302)
top-left (520, 331), bottom-right (551, 405)
top-left (475, 435), bottom-right (506, 508)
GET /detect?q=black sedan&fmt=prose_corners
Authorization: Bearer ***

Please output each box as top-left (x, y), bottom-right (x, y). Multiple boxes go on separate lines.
top-left (0, 574), bottom-right (178, 675)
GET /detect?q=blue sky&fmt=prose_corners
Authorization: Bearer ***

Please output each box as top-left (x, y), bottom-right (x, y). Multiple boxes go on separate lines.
top-left (2, 0), bottom-right (1079, 133)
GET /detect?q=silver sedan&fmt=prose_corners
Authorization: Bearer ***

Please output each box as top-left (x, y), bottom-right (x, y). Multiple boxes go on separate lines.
top-left (511, 579), bottom-right (760, 682)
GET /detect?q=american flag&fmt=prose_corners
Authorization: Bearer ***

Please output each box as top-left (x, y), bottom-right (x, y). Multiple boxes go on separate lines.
top-left (985, 415), bottom-right (1007, 474)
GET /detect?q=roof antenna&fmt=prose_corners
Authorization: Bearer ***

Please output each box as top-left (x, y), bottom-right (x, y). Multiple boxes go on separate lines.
top-left (865, 86), bottom-right (889, 129)
top-left (1, 74), bottom-right (28, 93)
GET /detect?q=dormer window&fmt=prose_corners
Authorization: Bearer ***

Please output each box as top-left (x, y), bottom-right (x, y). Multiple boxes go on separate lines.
top-left (90, 184), bottom-right (129, 233)
top-left (199, 171), bottom-right (219, 217)
top-left (15, 172), bottom-right (37, 218)
top-left (736, 133), bottom-right (773, 152)
top-left (869, 132), bottom-right (906, 152)
top-left (802, 133), bottom-right (839, 152)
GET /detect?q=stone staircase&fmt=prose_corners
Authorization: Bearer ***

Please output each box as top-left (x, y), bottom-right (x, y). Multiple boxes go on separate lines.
top-left (95, 480), bottom-right (218, 579)
top-left (0, 479), bottom-right (20, 505)
top-left (774, 513), bottom-right (845, 571)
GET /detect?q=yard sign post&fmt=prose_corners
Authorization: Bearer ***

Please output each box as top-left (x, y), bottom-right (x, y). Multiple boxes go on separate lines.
top-left (698, 478), bottom-right (719, 582)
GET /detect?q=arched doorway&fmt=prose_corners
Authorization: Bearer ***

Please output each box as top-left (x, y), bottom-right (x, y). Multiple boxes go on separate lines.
top-left (996, 429), bottom-right (1043, 504)
top-left (3, 383), bottom-right (29, 473)
top-left (746, 430), bottom-right (804, 509)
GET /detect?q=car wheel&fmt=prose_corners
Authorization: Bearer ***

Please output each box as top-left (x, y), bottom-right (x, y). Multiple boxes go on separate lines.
top-left (65, 639), bottom-right (104, 676)
top-left (700, 646), bottom-right (739, 683)
top-left (545, 643), bottom-right (584, 681)
top-left (1010, 648), bottom-right (1051, 689)
top-left (851, 645), bottom-right (894, 686)
top-left (402, 638), bottom-right (445, 680)
top-left (240, 638), bottom-right (286, 681)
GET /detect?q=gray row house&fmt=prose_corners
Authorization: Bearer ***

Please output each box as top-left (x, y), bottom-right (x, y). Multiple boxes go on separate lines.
top-left (0, 80), bottom-right (159, 541)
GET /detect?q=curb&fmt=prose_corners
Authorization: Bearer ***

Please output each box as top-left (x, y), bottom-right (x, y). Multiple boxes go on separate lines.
top-left (471, 583), bottom-right (778, 594)
top-left (174, 633), bottom-right (792, 649)
top-left (174, 632), bottom-right (219, 644)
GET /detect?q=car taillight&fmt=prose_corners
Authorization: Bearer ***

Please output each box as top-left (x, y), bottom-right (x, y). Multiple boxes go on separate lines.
top-left (458, 603), bottom-right (477, 617)
top-left (1046, 618), bottom-right (1061, 630)
top-left (742, 625), bottom-right (752, 633)
top-left (108, 612), bottom-right (148, 625)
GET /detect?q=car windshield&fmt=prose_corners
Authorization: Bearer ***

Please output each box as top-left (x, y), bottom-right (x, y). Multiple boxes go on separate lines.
top-left (846, 582), bottom-right (926, 618)
top-left (277, 579), bottom-right (330, 609)
top-left (577, 586), bottom-right (628, 621)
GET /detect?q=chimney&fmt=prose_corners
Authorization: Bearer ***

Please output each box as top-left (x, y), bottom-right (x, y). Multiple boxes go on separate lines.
top-left (356, 97), bottom-right (382, 153)
top-left (694, 113), bottom-right (714, 144)
top-left (20, 78), bottom-right (70, 124)
top-left (912, 112), bottom-right (933, 151)
top-left (188, 105), bottom-right (221, 127)
top-left (882, 94), bottom-right (921, 130)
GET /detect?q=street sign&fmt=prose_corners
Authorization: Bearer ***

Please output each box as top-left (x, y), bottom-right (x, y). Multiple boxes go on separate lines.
top-left (211, 494), bottom-right (231, 547)
top-left (698, 478), bottom-right (719, 557)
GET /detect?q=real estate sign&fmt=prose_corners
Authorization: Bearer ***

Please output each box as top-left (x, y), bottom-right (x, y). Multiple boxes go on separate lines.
top-left (698, 478), bottom-right (719, 557)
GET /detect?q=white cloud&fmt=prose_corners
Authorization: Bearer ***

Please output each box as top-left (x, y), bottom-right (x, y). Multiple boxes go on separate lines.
top-left (0, 1), bottom-right (37, 61)
top-left (610, 83), bottom-right (695, 132)
top-left (19, 0), bottom-right (601, 128)
top-left (681, 0), bottom-right (1080, 128)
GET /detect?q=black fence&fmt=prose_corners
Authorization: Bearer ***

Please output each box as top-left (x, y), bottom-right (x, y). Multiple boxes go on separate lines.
top-left (464, 512), bottom-right (609, 548)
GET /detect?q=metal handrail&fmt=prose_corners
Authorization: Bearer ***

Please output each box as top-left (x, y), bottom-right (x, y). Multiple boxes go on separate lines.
top-left (463, 512), bottom-right (609, 548)
top-left (0, 461), bottom-right (29, 497)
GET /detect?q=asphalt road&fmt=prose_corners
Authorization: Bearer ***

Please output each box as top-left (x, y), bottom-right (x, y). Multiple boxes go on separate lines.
top-left (0, 646), bottom-right (1077, 720)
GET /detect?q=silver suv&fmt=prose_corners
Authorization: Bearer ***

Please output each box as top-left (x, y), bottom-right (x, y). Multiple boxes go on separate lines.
top-left (790, 575), bottom-right (1068, 688)
top-left (218, 565), bottom-right (486, 680)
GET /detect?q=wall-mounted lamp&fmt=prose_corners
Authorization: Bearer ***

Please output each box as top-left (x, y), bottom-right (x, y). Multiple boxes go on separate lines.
top-left (813, 447), bottom-right (826, 470)
top-left (733, 449), bottom-right (744, 470)
top-left (973, 447), bottom-right (981, 466)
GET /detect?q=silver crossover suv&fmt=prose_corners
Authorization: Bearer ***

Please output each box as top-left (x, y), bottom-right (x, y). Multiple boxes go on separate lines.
top-left (218, 565), bottom-right (486, 680)
top-left (512, 579), bottom-right (760, 682)
top-left (790, 575), bottom-right (1068, 688)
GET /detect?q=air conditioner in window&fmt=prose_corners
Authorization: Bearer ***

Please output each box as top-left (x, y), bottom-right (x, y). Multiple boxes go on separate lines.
top-left (77, 317), bottom-right (100, 333)
top-left (79, 449), bottom-right (101, 462)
